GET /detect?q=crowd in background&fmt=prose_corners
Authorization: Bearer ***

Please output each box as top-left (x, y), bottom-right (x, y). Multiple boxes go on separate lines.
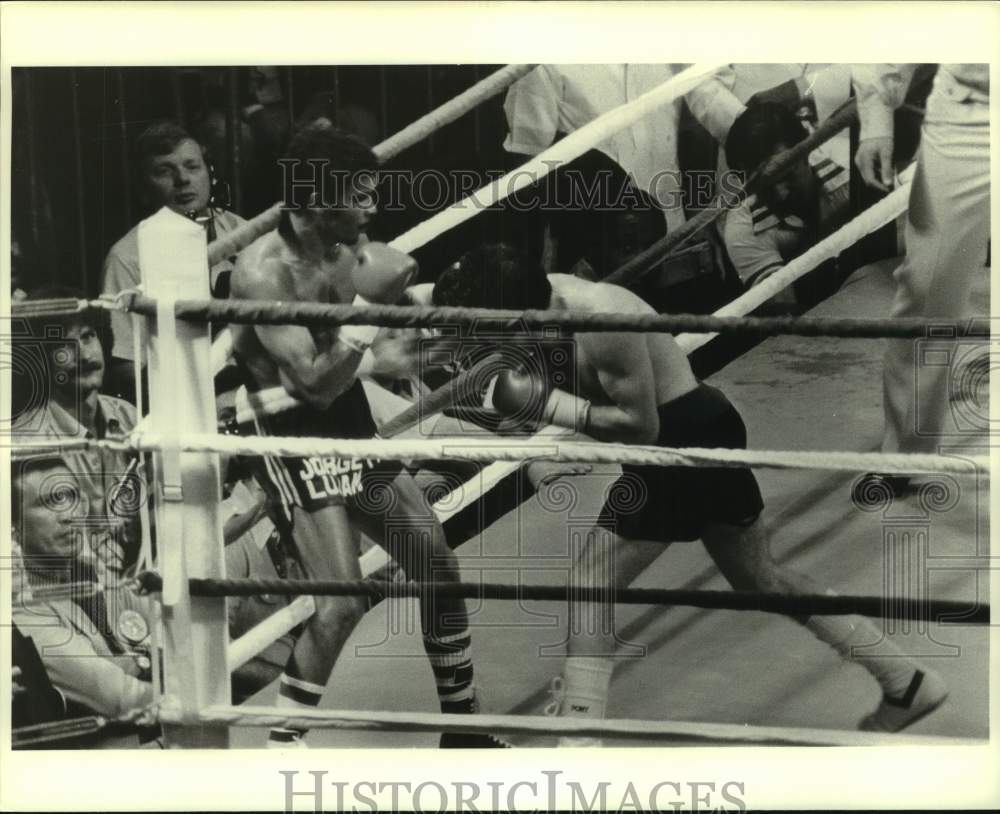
top-left (9, 63), bottom-right (936, 747)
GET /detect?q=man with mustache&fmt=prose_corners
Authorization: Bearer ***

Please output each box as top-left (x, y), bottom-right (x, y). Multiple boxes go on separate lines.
top-left (16, 290), bottom-right (141, 570)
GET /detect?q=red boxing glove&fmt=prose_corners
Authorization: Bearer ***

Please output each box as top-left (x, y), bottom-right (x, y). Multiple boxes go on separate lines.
top-left (339, 243), bottom-right (418, 353)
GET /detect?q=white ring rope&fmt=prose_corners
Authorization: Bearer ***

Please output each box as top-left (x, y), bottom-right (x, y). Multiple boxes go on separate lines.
top-left (676, 164), bottom-right (917, 353)
top-left (228, 595), bottom-right (316, 671)
top-left (388, 62), bottom-right (726, 255)
top-left (205, 65), bottom-right (538, 267)
top-left (374, 64), bottom-right (537, 161)
top-left (158, 702), bottom-right (980, 748)
top-left (13, 432), bottom-right (986, 478)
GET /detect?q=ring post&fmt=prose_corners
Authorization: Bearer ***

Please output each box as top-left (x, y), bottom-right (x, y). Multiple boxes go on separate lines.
top-left (139, 208), bottom-right (230, 747)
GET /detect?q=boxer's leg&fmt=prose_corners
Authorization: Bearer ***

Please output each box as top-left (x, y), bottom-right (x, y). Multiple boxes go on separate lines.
top-left (267, 503), bottom-right (365, 747)
top-left (702, 517), bottom-right (947, 731)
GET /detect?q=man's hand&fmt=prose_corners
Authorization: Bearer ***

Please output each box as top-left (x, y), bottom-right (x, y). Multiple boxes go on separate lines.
top-left (855, 137), bottom-right (895, 192)
top-left (369, 330), bottom-right (424, 381)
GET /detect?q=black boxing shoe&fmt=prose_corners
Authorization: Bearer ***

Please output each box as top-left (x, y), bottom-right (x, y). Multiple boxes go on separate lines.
top-left (439, 730), bottom-right (513, 748)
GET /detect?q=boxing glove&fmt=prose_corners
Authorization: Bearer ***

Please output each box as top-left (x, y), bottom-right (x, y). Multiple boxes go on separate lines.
top-left (493, 368), bottom-right (591, 431)
top-left (339, 243), bottom-right (418, 353)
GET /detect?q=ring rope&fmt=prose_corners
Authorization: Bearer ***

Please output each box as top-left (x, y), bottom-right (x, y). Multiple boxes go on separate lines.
top-left (388, 63), bottom-right (726, 256)
top-left (374, 64), bottom-right (538, 162)
top-left (230, 426), bottom-right (570, 668)
top-left (676, 164), bottom-right (919, 353)
top-left (376, 351), bottom-right (503, 437)
top-left (12, 715), bottom-right (109, 748)
top-left (229, 595), bottom-right (316, 670)
top-left (206, 64), bottom-right (537, 267)
top-left (605, 97), bottom-right (858, 287)
top-left (8, 89), bottom-right (850, 325)
top-left (12, 700), bottom-right (161, 748)
top-left (134, 573), bottom-right (989, 624)
top-left (159, 702), bottom-right (980, 747)
top-left (10, 433), bottom-right (989, 477)
top-left (227, 350), bottom-right (503, 435)
top-left (14, 292), bottom-right (990, 343)
top-left (118, 294), bottom-right (987, 340)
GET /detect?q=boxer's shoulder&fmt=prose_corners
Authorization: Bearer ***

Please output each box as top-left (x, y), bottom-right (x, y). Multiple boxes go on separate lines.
top-left (232, 233), bottom-right (295, 300)
top-left (550, 273), bottom-right (651, 316)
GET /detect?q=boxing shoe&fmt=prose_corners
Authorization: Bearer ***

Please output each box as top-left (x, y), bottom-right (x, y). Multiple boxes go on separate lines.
top-left (858, 668), bottom-right (949, 733)
top-left (438, 691), bottom-right (512, 748)
top-left (266, 730), bottom-right (310, 749)
top-left (439, 730), bottom-right (512, 748)
top-left (545, 676), bottom-right (604, 748)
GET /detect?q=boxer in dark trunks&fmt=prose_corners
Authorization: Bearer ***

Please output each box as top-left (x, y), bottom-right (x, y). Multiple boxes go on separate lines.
top-left (231, 122), bottom-right (500, 748)
top-left (433, 243), bottom-right (947, 740)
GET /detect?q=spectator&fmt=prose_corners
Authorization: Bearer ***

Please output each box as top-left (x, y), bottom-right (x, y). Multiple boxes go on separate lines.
top-left (100, 121), bottom-right (247, 404)
top-left (501, 65), bottom-right (745, 276)
top-left (14, 288), bottom-right (143, 569)
top-left (11, 455), bottom-right (156, 740)
top-left (853, 64), bottom-right (990, 492)
top-left (721, 102), bottom-right (850, 310)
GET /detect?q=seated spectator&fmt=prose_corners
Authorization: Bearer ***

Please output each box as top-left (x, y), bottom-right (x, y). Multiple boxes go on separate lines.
top-left (101, 121), bottom-right (247, 404)
top-left (14, 289), bottom-right (143, 569)
top-left (726, 64), bottom-right (853, 171)
top-left (11, 455), bottom-right (157, 744)
top-left (721, 102), bottom-right (850, 310)
top-left (10, 453), bottom-right (309, 743)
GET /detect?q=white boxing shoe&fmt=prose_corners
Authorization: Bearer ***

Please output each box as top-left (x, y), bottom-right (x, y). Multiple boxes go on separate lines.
top-left (859, 669), bottom-right (949, 733)
top-left (545, 676), bottom-right (605, 748)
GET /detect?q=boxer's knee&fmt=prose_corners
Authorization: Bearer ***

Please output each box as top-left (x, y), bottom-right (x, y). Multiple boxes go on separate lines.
top-left (311, 595), bottom-right (365, 642)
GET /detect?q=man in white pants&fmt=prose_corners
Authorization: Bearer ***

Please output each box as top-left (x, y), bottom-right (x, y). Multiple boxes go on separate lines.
top-left (853, 64), bottom-right (990, 489)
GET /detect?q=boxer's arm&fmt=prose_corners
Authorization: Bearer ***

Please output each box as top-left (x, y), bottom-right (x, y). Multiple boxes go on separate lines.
top-left (579, 332), bottom-right (660, 445)
top-left (235, 261), bottom-right (364, 409)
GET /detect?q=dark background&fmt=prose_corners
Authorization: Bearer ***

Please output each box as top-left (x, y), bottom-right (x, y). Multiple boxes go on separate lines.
top-left (8, 64), bottom-right (747, 301)
top-left (10, 65), bottom-right (930, 310)
top-left (10, 65), bottom-right (518, 296)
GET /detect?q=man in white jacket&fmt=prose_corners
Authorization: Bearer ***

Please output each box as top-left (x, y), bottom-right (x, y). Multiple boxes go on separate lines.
top-left (852, 65), bottom-right (990, 490)
top-left (502, 65), bottom-right (745, 276)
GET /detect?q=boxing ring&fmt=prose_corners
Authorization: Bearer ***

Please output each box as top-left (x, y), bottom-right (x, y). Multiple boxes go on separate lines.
top-left (10, 63), bottom-right (991, 749)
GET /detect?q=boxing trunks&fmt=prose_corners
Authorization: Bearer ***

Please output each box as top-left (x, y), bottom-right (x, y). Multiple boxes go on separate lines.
top-left (597, 383), bottom-right (764, 542)
top-left (248, 378), bottom-right (404, 532)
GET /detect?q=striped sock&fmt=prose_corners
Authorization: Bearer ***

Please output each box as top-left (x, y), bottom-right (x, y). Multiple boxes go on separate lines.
top-left (424, 630), bottom-right (476, 714)
top-left (267, 673), bottom-right (325, 748)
